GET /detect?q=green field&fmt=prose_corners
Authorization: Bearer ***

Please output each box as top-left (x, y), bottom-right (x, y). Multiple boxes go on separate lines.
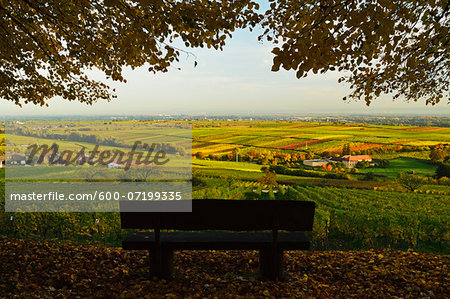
top-left (358, 157), bottom-right (438, 178)
top-left (193, 160), bottom-right (263, 172)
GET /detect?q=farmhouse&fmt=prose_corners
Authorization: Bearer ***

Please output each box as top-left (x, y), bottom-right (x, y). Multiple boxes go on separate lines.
top-left (7, 153), bottom-right (27, 165)
top-left (0, 156), bottom-right (4, 168)
top-left (303, 159), bottom-right (329, 167)
top-left (331, 155), bottom-right (372, 168)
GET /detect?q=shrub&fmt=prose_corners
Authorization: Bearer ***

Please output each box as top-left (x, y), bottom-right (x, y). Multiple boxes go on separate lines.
top-left (429, 148), bottom-right (447, 164)
top-left (195, 152), bottom-right (205, 159)
top-left (437, 176), bottom-right (450, 186)
top-left (350, 168), bottom-right (359, 174)
top-left (436, 162), bottom-right (450, 179)
top-left (356, 160), bottom-right (370, 168)
top-left (324, 172), bottom-right (351, 180)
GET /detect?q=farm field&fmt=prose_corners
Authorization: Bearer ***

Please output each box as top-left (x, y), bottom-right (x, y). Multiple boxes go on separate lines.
top-left (370, 151), bottom-right (432, 160)
top-left (193, 160), bottom-right (262, 172)
top-left (191, 121), bottom-right (449, 155)
top-left (357, 157), bottom-right (438, 178)
top-left (192, 157), bottom-right (439, 182)
top-left (5, 120), bottom-right (449, 157)
top-left (191, 180), bottom-right (448, 253)
top-left (1, 120), bottom-right (449, 255)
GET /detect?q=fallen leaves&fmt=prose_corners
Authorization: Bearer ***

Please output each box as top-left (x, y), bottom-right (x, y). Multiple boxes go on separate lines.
top-left (0, 236), bottom-right (448, 298)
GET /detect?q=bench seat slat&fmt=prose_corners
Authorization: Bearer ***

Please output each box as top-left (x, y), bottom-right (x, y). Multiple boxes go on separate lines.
top-left (123, 231), bottom-right (310, 251)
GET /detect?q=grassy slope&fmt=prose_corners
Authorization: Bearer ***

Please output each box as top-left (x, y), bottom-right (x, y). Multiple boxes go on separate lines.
top-left (358, 157), bottom-right (437, 178)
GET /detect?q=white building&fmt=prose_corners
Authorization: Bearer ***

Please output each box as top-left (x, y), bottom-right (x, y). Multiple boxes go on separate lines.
top-left (303, 159), bottom-right (329, 167)
top-left (8, 154), bottom-right (27, 165)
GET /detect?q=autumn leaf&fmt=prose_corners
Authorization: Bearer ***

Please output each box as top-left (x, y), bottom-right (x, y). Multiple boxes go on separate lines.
top-left (0, 236), bottom-right (448, 298)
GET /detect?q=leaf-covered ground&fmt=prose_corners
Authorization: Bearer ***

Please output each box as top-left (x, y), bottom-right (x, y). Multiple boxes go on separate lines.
top-left (0, 236), bottom-right (448, 298)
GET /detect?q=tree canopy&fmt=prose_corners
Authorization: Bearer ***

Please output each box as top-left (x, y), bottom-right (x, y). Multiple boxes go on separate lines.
top-left (0, 0), bottom-right (448, 107)
top-left (262, 0), bottom-right (449, 106)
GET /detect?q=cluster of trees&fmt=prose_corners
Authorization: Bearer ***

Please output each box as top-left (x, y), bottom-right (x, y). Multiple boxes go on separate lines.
top-left (242, 150), bottom-right (314, 165)
top-left (342, 144), bottom-right (351, 155)
top-left (343, 116), bottom-right (450, 127)
top-left (269, 165), bottom-right (351, 180)
top-left (321, 162), bottom-right (347, 172)
top-left (329, 143), bottom-right (448, 157)
top-left (429, 148), bottom-right (449, 182)
top-left (13, 127), bottom-right (125, 148)
top-left (429, 147), bottom-right (449, 164)
top-left (397, 170), bottom-right (450, 192)
top-left (194, 149), bottom-right (314, 165)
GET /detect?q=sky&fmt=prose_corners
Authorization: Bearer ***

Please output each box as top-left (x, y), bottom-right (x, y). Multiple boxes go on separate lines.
top-left (1, 24), bottom-right (449, 117)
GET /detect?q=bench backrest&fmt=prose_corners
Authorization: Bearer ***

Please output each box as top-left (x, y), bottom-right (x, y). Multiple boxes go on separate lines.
top-left (120, 200), bottom-right (315, 231)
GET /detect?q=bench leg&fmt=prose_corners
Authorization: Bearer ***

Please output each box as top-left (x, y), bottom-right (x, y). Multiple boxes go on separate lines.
top-left (149, 248), bottom-right (174, 279)
top-left (259, 248), bottom-right (284, 280)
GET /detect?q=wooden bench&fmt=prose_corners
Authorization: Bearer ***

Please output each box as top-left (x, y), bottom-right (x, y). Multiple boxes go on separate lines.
top-left (120, 199), bottom-right (315, 280)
